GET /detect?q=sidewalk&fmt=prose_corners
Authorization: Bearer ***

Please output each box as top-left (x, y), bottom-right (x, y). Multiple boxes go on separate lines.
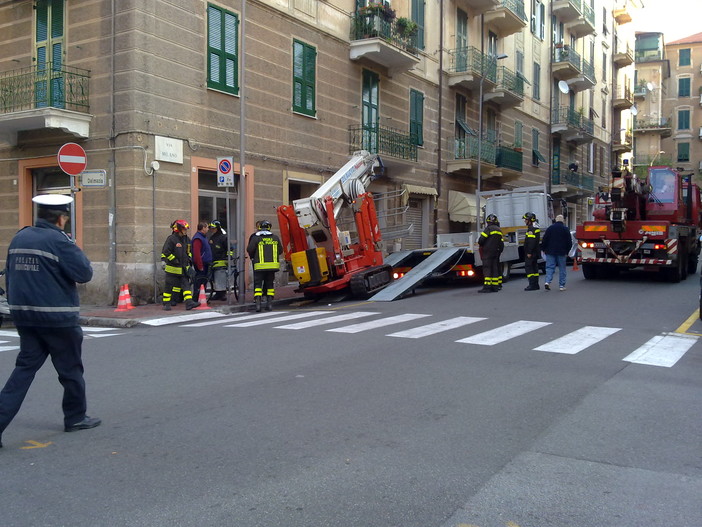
top-left (79, 283), bottom-right (307, 328)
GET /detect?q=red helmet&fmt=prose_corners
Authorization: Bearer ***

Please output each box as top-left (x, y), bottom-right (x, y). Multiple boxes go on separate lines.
top-left (172, 219), bottom-right (189, 231)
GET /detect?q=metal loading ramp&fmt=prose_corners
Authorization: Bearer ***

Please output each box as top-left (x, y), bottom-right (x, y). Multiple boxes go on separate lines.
top-left (370, 247), bottom-right (466, 302)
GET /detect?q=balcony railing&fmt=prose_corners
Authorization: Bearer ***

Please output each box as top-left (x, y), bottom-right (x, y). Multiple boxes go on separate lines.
top-left (350, 14), bottom-right (418, 56)
top-left (496, 145), bottom-right (523, 171)
top-left (496, 66), bottom-right (525, 96)
top-left (634, 117), bottom-right (671, 130)
top-left (500, 0), bottom-right (527, 20)
top-left (454, 135), bottom-right (497, 164)
top-left (631, 154), bottom-right (673, 166)
top-left (551, 169), bottom-right (594, 191)
top-left (581, 2), bottom-right (595, 26)
top-left (348, 124), bottom-right (418, 161)
top-left (447, 46), bottom-right (497, 82)
top-left (0, 62), bottom-right (90, 114)
top-left (581, 58), bottom-right (595, 82)
top-left (635, 49), bottom-right (664, 63)
top-left (551, 106), bottom-right (595, 134)
top-left (552, 45), bottom-right (581, 69)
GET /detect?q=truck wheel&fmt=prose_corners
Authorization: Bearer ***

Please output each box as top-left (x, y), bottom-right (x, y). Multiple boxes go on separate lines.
top-left (688, 254), bottom-right (698, 275)
top-left (582, 263), bottom-right (598, 280)
top-left (664, 265), bottom-right (681, 283)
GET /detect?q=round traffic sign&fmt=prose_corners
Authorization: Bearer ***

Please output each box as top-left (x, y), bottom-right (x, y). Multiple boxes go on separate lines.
top-left (218, 159), bottom-right (232, 174)
top-left (57, 142), bottom-right (87, 176)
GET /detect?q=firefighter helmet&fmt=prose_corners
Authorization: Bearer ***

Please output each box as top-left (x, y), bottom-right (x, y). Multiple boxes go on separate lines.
top-left (209, 220), bottom-right (222, 229)
top-left (258, 220), bottom-right (272, 231)
top-left (172, 219), bottom-right (189, 231)
top-left (523, 212), bottom-right (537, 223)
top-left (485, 214), bottom-right (499, 224)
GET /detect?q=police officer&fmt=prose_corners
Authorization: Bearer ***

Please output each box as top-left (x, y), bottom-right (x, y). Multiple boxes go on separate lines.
top-left (208, 220), bottom-right (229, 301)
top-left (161, 219), bottom-right (200, 311)
top-left (523, 212), bottom-right (541, 291)
top-left (0, 195), bottom-right (100, 448)
top-left (478, 214), bottom-right (504, 293)
top-left (246, 220), bottom-right (282, 312)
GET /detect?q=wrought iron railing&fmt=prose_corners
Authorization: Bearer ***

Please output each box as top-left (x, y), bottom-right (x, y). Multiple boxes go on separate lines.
top-left (496, 66), bottom-right (525, 97)
top-left (348, 124), bottom-right (418, 161)
top-left (615, 84), bottom-right (632, 101)
top-left (454, 135), bottom-right (497, 164)
top-left (633, 117), bottom-right (671, 130)
top-left (350, 14), bottom-right (418, 56)
top-left (551, 169), bottom-right (593, 191)
top-left (499, 0), bottom-right (527, 21)
top-left (551, 106), bottom-right (595, 136)
top-left (552, 45), bottom-right (581, 70)
top-left (447, 47), bottom-right (497, 82)
top-left (633, 83), bottom-right (647, 97)
top-left (581, 59), bottom-right (595, 83)
top-left (631, 154), bottom-right (673, 166)
top-left (496, 146), bottom-right (523, 171)
top-left (0, 62), bottom-right (90, 114)
top-left (581, 2), bottom-right (595, 26)
top-left (613, 37), bottom-right (632, 57)
top-left (555, 0), bottom-right (582, 13)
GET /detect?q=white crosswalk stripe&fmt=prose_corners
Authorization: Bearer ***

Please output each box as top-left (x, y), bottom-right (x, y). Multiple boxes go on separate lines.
top-left (225, 311), bottom-right (329, 328)
top-left (534, 326), bottom-right (622, 354)
top-left (327, 313), bottom-right (431, 334)
top-left (623, 333), bottom-right (698, 367)
top-left (0, 326), bottom-right (125, 353)
top-left (387, 316), bottom-right (486, 338)
top-left (276, 311), bottom-right (380, 330)
top-left (456, 320), bottom-right (552, 345)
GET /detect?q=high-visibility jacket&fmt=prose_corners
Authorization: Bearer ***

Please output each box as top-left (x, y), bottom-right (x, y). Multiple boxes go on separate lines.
top-left (209, 230), bottom-right (229, 268)
top-left (161, 232), bottom-right (192, 275)
top-left (246, 230), bottom-right (282, 271)
top-left (524, 224), bottom-right (541, 254)
top-left (478, 223), bottom-right (504, 257)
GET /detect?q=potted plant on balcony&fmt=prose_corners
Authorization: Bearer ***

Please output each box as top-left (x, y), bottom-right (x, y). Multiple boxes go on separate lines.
top-left (359, 2), bottom-right (396, 22)
top-left (395, 17), bottom-right (418, 38)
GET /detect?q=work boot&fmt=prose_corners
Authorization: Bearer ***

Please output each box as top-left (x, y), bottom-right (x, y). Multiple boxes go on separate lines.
top-left (524, 285), bottom-right (539, 291)
top-left (171, 299), bottom-right (178, 306)
top-left (478, 286), bottom-right (495, 293)
top-left (265, 296), bottom-right (273, 311)
top-left (163, 302), bottom-right (172, 311)
top-left (185, 299), bottom-right (200, 310)
top-left (255, 296), bottom-right (262, 312)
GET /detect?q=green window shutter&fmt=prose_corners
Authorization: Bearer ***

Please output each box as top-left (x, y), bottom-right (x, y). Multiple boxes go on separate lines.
top-left (293, 40), bottom-right (316, 117)
top-left (411, 0), bottom-right (425, 50)
top-left (679, 48), bottom-right (691, 66)
top-left (515, 121), bottom-right (523, 147)
top-left (207, 4), bottom-right (238, 95)
top-left (677, 142), bottom-right (690, 162)
top-left (410, 90), bottom-right (424, 146)
top-left (678, 109), bottom-right (690, 130)
top-left (362, 69), bottom-right (379, 152)
top-left (51, 0), bottom-right (63, 39)
top-left (678, 77), bottom-right (690, 97)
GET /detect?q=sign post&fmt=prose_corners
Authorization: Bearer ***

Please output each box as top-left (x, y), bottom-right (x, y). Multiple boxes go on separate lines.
top-left (57, 143), bottom-right (87, 242)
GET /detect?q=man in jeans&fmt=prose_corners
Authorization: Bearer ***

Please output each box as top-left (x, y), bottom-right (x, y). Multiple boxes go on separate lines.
top-left (541, 214), bottom-right (572, 291)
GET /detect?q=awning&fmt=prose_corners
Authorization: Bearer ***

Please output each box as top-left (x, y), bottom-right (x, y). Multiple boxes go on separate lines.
top-left (402, 184), bottom-right (438, 206)
top-left (448, 190), bottom-right (486, 223)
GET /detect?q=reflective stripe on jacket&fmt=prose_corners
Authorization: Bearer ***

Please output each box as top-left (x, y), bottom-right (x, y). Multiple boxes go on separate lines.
top-left (247, 230), bottom-right (282, 271)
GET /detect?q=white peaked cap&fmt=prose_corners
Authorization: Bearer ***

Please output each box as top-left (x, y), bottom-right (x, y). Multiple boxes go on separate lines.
top-left (32, 194), bottom-right (74, 211)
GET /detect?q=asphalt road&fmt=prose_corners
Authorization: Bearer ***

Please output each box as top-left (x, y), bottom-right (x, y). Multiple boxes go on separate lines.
top-left (0, 270), bottom-right (700, 527)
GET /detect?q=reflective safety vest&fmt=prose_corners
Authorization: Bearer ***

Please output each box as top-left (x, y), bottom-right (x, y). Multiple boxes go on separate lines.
top-left (247, 230), bottom-right (282, 271)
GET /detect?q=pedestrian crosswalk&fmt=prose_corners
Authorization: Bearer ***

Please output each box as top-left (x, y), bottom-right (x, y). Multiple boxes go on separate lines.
top-left (0, 327), bottom-right (126, 354)
top-left (177, 310), bottom-right (699, 368)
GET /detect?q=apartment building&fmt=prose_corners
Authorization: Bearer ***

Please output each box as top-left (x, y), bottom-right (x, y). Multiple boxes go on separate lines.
top-left (0, 0), bottom-right (633, 304)
top-left (661, 32), bottom-right (702, 178)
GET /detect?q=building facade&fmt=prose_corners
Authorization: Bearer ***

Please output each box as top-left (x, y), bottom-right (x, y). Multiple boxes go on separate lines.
top-left (0, 0), bottom-right (634, 304)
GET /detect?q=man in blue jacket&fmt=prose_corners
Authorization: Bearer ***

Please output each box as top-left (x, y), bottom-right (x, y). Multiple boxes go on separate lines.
top-left (0, 195), bottom-right (100, 449)
top-left (541, 214), bottom-right (572, 291)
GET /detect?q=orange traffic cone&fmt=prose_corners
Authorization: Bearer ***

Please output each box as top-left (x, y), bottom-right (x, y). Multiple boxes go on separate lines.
top-left (572, 257), bottom-right (580, 271)
top-left (194, 284), bottom-right (210, 310)
top-left (123, 284), bottom-right (136, 309)
top-left (114, 285), bottom-right (130, 312)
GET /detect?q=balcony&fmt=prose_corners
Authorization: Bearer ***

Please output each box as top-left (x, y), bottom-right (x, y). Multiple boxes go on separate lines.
top-left (633, 83), bottom-right (647, 98)
top-left (457, 0), bottom-right (500, 15)
top-left (612, 85), bottom-right (633, 110)
top-left (631, 154), bottom-right (672, 167)
top-left (446, 135), bottom-right (496, 175)
top-left (566, 2), bottom-right (596, 37)
top-left (447, 47), bottom-right (497, 91)
top-left (613, 3), bottom-right (632, 24)
top-left (552, 0), bottom-right (581, 23)
top-left (0, 62), bottom-right (91, 146)
top-left (551, 168), bottom-right (594, 194)
top-left (495, 145), bottom-right (523, 177)
top-left (633, 117), bottom-right (672, 138)
top-left (484, 66), bottom-right (525, 108)
top-left (566, 58), bottom-right (596, 92)
top-left (551, 45), bottom-right (582, 81)
top-left (612, 134), bottom-right (632, 154)
top-left (349, 14), bottom-right (420, 74)
top-left (613, 40), bottom-right (634, 67)
top-left (484, 0), bottom-right (527, 38)
top-left (551, 106), bottom-right (595, 144)
top-left (348, 124), bottom-right (418, 163)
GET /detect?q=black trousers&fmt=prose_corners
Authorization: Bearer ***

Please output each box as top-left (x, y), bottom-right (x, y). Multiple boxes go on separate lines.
top-left (253, 270), bottom-right (276, 297)
top-left (0, 326), bottom-right (87, 433)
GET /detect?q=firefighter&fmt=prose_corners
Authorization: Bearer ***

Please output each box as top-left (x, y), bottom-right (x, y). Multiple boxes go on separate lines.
top-left (246, 220), bottom-right (282, 312)
top-left (160, 220), bottom-right (200, 311)
top-left (208, 220), bottom-right (229, 301)
top-left (523, 212), bottom-right (541, 291)
top-left (478, 214), bottom-right (504, 293)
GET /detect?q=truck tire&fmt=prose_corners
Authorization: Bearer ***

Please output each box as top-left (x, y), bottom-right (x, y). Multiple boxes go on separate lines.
top-left (688, 253), bottom-right (698, 275)
top-left (664, 264), bottom-right (681, 283)
top-left (582, 263), bottom-right (598, 280)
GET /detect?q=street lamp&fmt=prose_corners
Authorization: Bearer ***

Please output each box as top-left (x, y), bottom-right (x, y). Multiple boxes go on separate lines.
top-left (475, 52), bottom-right (508, 235)
top-left (650, 150), bottom-right (665, 167)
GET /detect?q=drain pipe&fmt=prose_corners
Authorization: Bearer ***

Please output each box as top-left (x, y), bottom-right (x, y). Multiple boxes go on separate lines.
top-left (107, 0), bottom-right (117, 304)
top-left (435, 0), bottom-right (444, 243)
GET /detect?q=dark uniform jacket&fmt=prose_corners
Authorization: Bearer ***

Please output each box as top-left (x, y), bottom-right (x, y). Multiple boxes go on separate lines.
top-left (247, 230), bottom-right (282, 271)
top-left (209, 231), bottom-right (228, 268)
top-left (6, 219), bottom-right (93, 327)
top-left (161, 232), bottom-right (192, 275)
top-left (478, 223), bottom-right (504, 257)
top-left (524, 224), bottom-right (541, 254)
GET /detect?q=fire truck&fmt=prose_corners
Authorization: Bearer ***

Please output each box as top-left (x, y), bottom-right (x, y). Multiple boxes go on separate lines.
top-left (276, 151), bottom-right (393, 298)
top-left (575, 165), bottom-right (702, 282)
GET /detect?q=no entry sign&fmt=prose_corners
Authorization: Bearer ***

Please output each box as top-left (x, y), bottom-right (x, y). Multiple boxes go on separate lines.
top-left (57, 143), bottom-right (87, 176)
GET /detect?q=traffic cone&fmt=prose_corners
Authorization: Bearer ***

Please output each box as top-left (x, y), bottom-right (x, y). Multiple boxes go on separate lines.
top-left (194, 284), bottom-right (210, 310)
top-left (114, 285), bottom-right (130, 312)
top-left (572, 256), bottom-right (580, 271)
top-left (123, 284), bottom-right (135, 309)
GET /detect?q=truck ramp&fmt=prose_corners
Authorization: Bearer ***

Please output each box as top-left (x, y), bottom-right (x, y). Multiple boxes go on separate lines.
top-left (382, 250), bottom-right (415, 268)
top-left (369, 247), bottom-right (466, 302)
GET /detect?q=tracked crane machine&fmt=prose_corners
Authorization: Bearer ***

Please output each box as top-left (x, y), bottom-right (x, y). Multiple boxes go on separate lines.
top-left (276, 151), bottom-right (392, 298)
top-left (576, 165), bottom-right (702, 282)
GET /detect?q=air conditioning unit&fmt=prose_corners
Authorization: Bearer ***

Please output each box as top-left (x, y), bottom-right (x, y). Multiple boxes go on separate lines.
top-left (699, 160), bottom-right (702, 170)
top-left (699, 126), bottom-right (702, 139)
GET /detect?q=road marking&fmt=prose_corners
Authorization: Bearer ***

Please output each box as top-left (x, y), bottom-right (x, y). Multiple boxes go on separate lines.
top-left (387, 316), bottom-right (486, 338)
top-left (85, 333), bottom-right (122, 338)
top-left (675, 309), bottom-right (700, 335)
top-left (623, 333), bottom-right (698, 367)
top-left (0, 345), bottom-right (19, 353)
top-left (0, 330), bottom-right (19, 337)
top-left (180, 313), bottom-right (250, 327)
top-left (225, 311), bottom-right (329, 327)
top-left (276, 311), bottom-right (380, 329)
top-left (20, 440), bottom-right (53, 449)
top-left (327, 313), bottom-right (431, 334)
top-left (534, 326), bottom-right (621, 354)
top-left (456, 320), bottom-right (552, 345)
top-left (142, 311), bottom-right (229, 326)
top-left (83, 327), bottom-right (121, 332)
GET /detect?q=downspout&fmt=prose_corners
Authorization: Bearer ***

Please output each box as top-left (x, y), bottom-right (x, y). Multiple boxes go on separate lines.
top-left (108, 0), bottom-right (117, 304)
top-left (435, 0), bottom-right (444, 243)
top-left (547, 1), bottom-right (553, 196)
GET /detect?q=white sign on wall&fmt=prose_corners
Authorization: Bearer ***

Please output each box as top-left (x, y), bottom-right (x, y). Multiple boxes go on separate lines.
top-left (155, 136), bottom-right (183, 164)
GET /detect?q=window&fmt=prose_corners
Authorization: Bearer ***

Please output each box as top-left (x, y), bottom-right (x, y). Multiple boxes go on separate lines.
top-left (409, 89), bottom-right (424, 146)
top-left (602, 7), bottom-right (608, 36)
top-left (677, 142), bottom-right (690, 162)
top-left (678, 77), bottom-right (691, 97)
top-left (602, 52), bottom-right (607, 82)
top-left (514, 121), bottom-right (523, 147)
top-left (207, 4), bottom-right (238, 95)
top-left (35, 0), bottom-right (65, 108)
top-left (411, 0), bottom-right (425, 50)
top-left (587, 143), bottom-right (594, 173)
top-left (532, 62), bottom-right (541, 100)
top-left (531, 0), bottom-right (544, 39)
top-left (361, 69), bottom-right (379, 152)
top-left (516, 50), bottom-right (524, 77)
top-left (679, 48), bottom-right (691, 66)
top-left (292, 40), bottom-right (316, 117)
top-left (678, 109), bottom-right (690, 130)
top-left (532, 128), bottom-right (545, 166)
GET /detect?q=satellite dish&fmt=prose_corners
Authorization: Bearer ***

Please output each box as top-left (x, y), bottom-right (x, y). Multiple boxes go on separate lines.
top-left (630, 105), bottom-right (638, 116)
top-left (558, 80), bottom-right (570, 94)
top-left (646, 82), bottom-right (654, 91)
